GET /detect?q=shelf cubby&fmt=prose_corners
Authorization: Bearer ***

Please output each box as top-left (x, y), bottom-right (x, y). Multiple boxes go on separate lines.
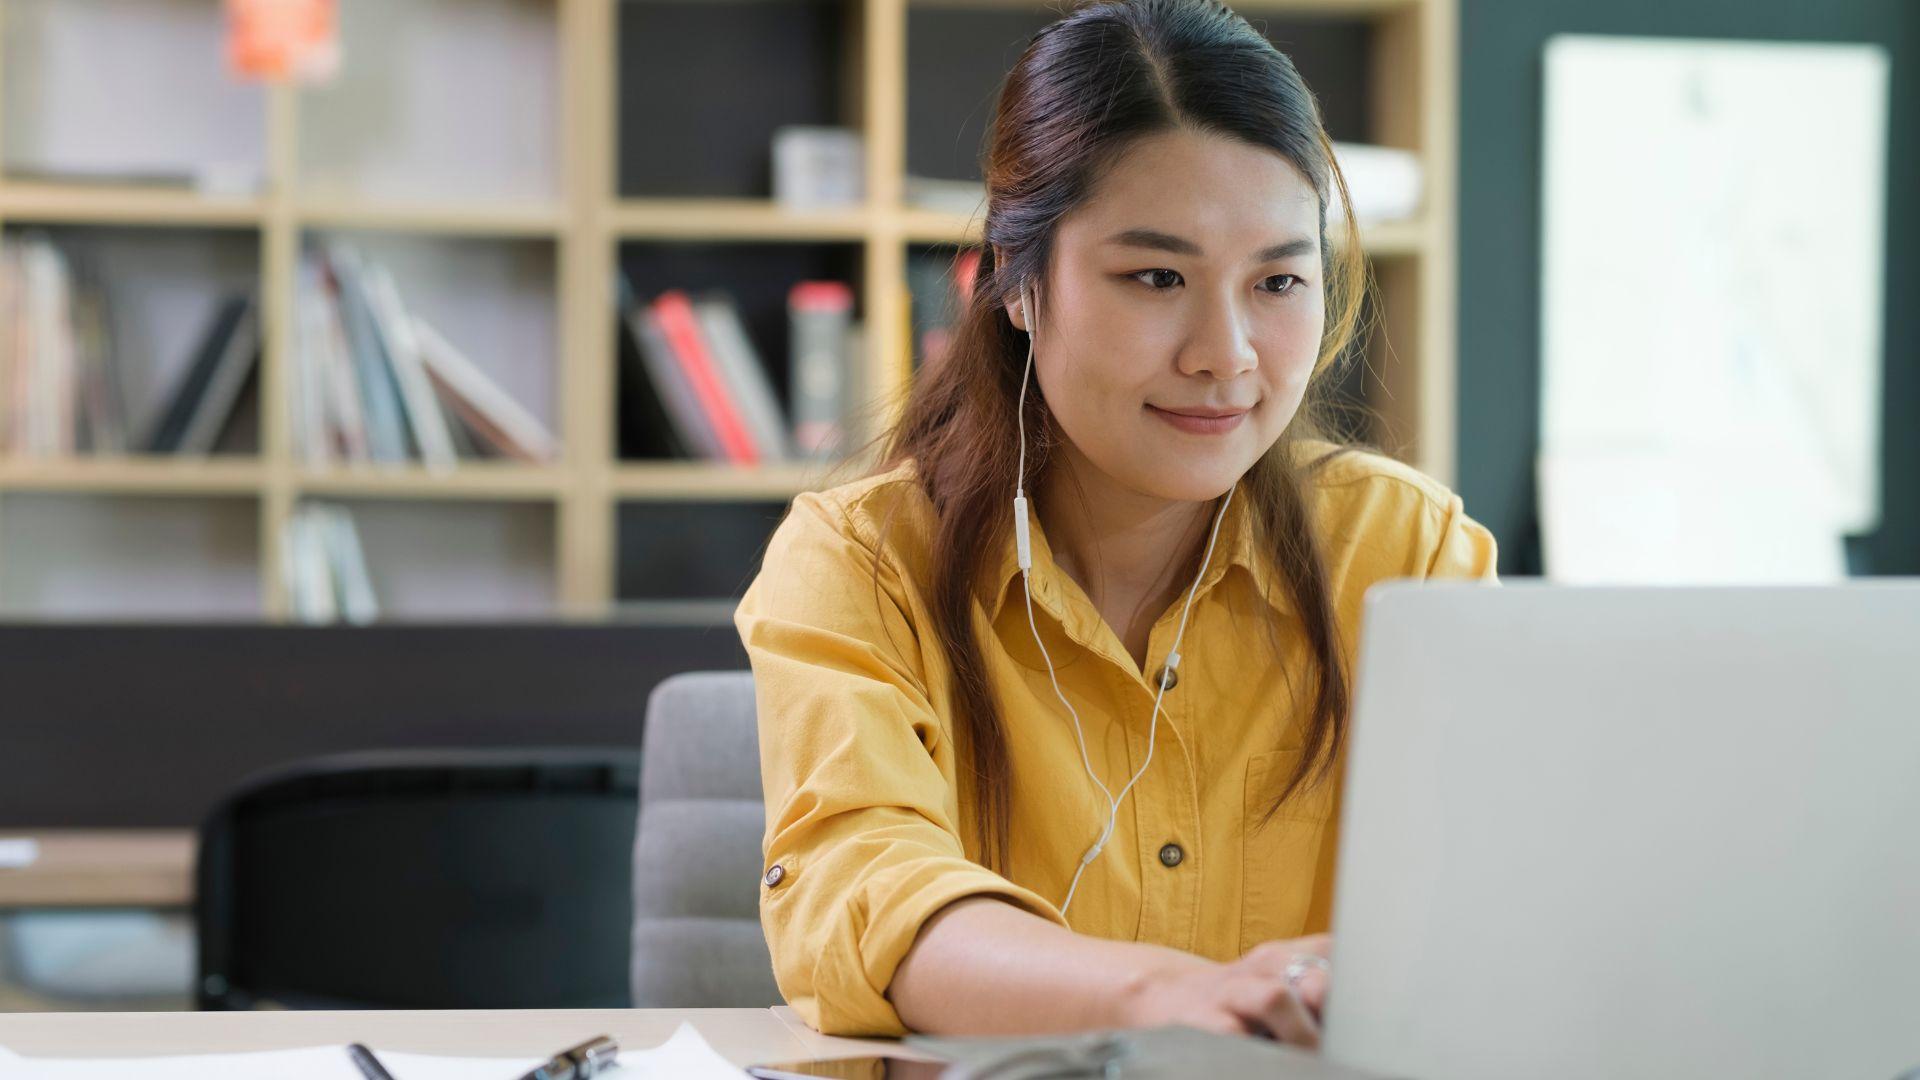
top-left (617, 0), bottom-right (862, 200)
top-left (614, 240), bottom-right (867, 461)
top-left (0, 0), bottom-right (268, 194)
top-left (0, 492), bottom-right (261, 618)
top-left (296, 0), bottom-right (562, 206)
top-left (615, 498), bottom-right (790, 602)
top-left (0, 223), bottom-right (264, 460)
top-left (301, 498), bottom-right (559, 620)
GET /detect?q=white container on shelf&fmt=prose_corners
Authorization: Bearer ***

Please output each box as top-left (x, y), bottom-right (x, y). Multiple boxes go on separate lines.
top-left (772, 126), bottom-right (865, 211)
top-left (1328, 141), bottom-right (1424, 224)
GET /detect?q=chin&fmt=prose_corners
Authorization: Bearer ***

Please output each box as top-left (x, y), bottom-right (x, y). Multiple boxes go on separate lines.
top-left (1128, 452), bottom-right (1247, 504)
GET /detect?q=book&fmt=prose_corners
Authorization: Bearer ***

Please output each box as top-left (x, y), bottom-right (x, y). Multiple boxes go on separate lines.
top-left (175, 310), bottom-right (260, 456)
top-left (292, 262), bottom-right (334, 466)
top-left (144, 293), bottom-right (253, 455)
top-left (317, 503), bottom-right (379, 624)
top-left (70, 259), bottom-right (129, 455)
top-left (651, 290), bottom-right (758, 464)
top-left (437, 388), bottom-right (485, 460)
top-left (694, 293), bottom-right (789, 461)
top-left (613, 272), bottom-right (691, 460)
top-left (323, 245), bottom-right (412, 464)
top-left (210, 362), bottom-right (261, 454)
top-left (285, 505), bottom-right (338, 624)
top-left (284, 502), bottom-right (380, 624)
top-left (22, 239), bottom-right (76, 457)
top-left (363, 262), bottom-right (457, 472)
top-left (412, 317), bottom-right (557, 464)
top-left (621, 286), bottom-right (718, 460)
top-left (312, 259), bottom-right (371, 464)
top-left (0, 249), bottom-right (15, 452)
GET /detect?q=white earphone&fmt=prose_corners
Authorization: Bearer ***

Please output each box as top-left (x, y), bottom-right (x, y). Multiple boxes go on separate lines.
top-left (1012, 283), bottom-right (1236, 916)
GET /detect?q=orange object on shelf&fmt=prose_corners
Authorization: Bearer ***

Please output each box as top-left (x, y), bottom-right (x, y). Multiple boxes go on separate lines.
top-left (226, 0), bottom-right (340, 84)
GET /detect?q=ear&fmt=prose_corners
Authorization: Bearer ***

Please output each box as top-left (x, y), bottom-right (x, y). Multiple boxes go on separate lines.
top-left (995, 245), bottom-right (1029, 333)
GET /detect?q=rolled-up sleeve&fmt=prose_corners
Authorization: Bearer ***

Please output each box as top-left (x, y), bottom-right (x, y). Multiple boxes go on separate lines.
top-left (735, 491), bottom-right (1066, 1036)
top-left (1425, 492), bottom-right (1500, 582)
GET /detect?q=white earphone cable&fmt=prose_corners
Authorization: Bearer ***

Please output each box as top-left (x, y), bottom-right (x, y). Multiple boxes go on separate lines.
top-left (1012, 284), bottom-right (1236, 917)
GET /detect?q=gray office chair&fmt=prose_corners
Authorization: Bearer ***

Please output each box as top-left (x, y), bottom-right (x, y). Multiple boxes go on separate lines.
top-left (630, 670), bottom-right (782, 1007)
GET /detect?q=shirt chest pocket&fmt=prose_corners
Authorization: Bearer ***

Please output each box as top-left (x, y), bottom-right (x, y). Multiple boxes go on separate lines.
top-left (1239, 747), bottom-right (1337, 955)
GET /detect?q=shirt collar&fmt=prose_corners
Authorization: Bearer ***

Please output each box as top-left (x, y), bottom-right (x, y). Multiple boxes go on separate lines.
top-left (978, 475), bottom-right (1291, 623)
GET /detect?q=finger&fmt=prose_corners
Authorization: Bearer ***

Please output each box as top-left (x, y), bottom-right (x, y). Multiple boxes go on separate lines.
top-left (1291, 966), bottom-right (1331, 1018)
top-left (1261, 982), bottom-right (1322, 1050)
top-left (1225, 974), bottom-right (1322, 1050)
top-left (1291, 933), bottom-right (1333, 960)
top-left (1237, 943), bottom-right (1332, 1018)
top-left (1187, 1012), bottom-right (1254, 1038)
top-left (1241, 934), bottom-right (1333, 972)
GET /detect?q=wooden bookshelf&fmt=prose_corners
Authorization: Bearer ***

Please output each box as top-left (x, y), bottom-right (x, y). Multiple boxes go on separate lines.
top-left (293, 464), bottom-right (570, 502)
top-left (0, 183), bottom-right (268, 228)
top-left (0, 0), bottom-right (1457, 621)
top-left (295, 200), bottom-right (568, 239)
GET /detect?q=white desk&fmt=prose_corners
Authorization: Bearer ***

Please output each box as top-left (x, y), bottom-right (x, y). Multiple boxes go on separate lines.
top-left (0, 1006), bottom-right (905, 1066)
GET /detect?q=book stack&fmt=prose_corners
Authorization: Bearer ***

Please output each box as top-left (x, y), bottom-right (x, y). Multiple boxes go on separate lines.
top-left (0, 234), bottom-right (260, 459)
top-left (617, 274), bottom-right (857, 464)
top-left (282, 501), bottom-right (378, 624)
top-left (295, 243), bottom-right (559, 470)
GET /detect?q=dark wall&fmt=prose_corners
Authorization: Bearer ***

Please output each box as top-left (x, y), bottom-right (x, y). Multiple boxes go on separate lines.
top-left (0, 623), bottom-right (748, 826)
top-left (1457, 0), bottom-right (1918, 575)
top-left (905, 10), bottom-right (1375, 181)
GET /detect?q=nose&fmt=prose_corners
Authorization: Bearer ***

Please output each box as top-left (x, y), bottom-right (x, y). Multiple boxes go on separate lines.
top-left (1176, 288), bottom-right (1258, 380)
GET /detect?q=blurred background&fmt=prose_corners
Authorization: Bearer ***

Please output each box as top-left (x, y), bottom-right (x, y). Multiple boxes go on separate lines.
top-left (0, 0), bottom-right (1910, 1013)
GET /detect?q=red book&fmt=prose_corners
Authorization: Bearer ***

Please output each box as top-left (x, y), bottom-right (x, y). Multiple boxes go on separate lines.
top-left (650, 290), bottom-right (758, 464)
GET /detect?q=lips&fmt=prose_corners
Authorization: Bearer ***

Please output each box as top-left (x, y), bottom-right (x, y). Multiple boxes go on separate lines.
top-left (1146, 403), bottom-right (1250, 435)
top-left (1153, 406), bottom-right (1249, 419)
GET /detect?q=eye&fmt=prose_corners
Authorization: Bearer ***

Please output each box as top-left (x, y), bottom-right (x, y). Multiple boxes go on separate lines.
top-left (1129, 268), bottom-right (1183, 290)
top-left (1261, 274), bottom-right (1305, 296)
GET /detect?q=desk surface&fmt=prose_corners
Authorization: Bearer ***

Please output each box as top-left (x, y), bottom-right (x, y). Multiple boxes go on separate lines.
top-left (0, 830), bottom-right (195, 908)
top-left (0, 1006), bottom-right (900, 1066)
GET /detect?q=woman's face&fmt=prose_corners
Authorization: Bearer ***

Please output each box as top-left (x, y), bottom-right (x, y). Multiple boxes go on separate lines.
top-left (1005, 127), bottom-right (1326, 503)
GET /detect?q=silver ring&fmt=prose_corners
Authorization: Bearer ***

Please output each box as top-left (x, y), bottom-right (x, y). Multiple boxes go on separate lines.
top-left (1285, 953), bottom-right (1331, 986)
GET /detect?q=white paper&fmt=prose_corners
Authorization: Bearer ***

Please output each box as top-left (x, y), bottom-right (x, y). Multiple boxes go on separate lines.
top-left (0, 1022), bottom-right (745, 1080)
top-left (1539, 35), bottom-right (1891, 571)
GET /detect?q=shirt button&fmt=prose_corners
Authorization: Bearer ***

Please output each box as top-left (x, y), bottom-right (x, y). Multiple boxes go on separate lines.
top-left (1158, 842), bottom-right (1184, 868)
top-left (763, 864), bottom-right (786, 887)
top-left (1153, 664), bottom-right (1179, 692)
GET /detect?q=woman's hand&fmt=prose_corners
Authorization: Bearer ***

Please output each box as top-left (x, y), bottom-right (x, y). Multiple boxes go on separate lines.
top-left (1114, 933), bottom-right (1333, 1048)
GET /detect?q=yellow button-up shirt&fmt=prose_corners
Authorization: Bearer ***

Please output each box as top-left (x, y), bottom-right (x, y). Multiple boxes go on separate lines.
top-left (735, 443), bottom-right (1498, 1035)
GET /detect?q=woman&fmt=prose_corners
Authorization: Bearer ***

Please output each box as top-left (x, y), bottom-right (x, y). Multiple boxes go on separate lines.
top-left (735, 0), bottom-right (1496, 1046)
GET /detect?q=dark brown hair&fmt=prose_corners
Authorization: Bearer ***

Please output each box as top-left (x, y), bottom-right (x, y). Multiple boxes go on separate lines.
top-left (868, 0), bottom-right (1370, 869)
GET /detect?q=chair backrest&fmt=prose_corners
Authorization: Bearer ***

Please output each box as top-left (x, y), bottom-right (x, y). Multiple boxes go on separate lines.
top-left (630, 670), bottom-right (779, 1007)
top-left (196, 750), bottom-right (639, 1010)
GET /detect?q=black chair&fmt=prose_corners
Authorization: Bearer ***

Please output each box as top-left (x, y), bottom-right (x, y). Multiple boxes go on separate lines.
top-left (196, 749), bottom-right (639, 1010)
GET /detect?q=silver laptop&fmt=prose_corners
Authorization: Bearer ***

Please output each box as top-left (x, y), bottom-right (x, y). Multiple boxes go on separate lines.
top-left (1322, 581), bottom-right (1920, 1080)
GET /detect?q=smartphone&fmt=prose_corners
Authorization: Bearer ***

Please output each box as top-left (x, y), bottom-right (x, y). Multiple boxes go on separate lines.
top-left (744, 1055), bottom-right (949, 1079)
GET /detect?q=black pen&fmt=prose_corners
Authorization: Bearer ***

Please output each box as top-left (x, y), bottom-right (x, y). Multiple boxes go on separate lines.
top-left (346, 1042), bottom-right (398, 1080)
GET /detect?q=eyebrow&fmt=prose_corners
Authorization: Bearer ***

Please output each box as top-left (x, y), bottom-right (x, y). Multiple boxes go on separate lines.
top-left (1104, 227), bottom-right (1317, 263)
